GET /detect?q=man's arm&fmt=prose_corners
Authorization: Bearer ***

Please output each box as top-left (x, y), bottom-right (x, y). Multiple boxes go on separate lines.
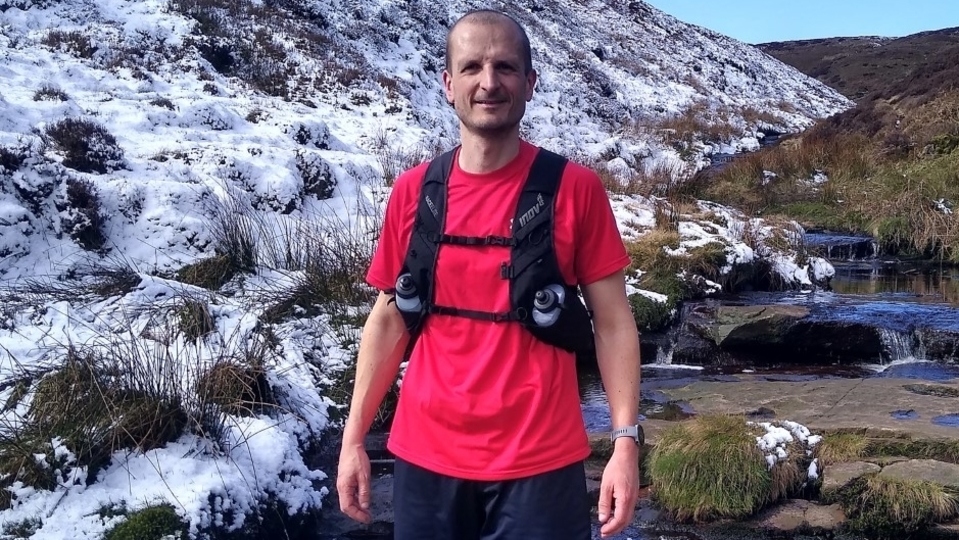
top-left (337, 291), bottom-right (410, 523)
top-left (582, 269), bottom-right (641, 538)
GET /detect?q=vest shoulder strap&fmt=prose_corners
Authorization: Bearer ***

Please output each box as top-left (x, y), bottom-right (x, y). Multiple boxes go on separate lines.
top-left (512, 149), bottom-right (568, 239)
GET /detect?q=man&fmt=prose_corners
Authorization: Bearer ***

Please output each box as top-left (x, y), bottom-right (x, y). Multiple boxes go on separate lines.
top-left (337, 9), bottom-right (641, 540)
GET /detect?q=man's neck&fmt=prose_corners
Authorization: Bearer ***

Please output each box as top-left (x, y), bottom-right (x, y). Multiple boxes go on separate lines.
top-left (457, 132), bottom-right (522, 174)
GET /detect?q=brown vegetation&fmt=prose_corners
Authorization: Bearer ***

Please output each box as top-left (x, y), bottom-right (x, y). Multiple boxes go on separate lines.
top-left (759, 28), bottom-right (959, 101)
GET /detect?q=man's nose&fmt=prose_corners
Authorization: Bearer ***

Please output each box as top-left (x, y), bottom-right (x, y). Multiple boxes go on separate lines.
top-left (479, 65), bottom-right (500, 90)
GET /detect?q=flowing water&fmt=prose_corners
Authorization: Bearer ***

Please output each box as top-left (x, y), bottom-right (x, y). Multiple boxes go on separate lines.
top-left (574, 248), bottom-right (959, 540)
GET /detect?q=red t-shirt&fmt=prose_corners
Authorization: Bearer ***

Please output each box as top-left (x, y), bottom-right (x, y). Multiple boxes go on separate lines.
top-left (366, 141), bottom-right (630, 481)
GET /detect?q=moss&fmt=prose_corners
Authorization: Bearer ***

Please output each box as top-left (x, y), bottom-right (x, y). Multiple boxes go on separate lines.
top-left (175, 254), bottom-right (237, 290)
top-left (647, 414), bottom-right (772, 521)
top-left (839, 474), bottom-right (957, 539)
top-left (930, 134), bottom-right (959, 155)
top-left (104, 504), bottom-right (187, 540)
top-left (628, 293), bottom-right (674, 332)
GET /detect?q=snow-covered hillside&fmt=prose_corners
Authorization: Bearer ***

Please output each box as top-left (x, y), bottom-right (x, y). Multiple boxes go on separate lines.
top-left (0, 0), bottom-right (849, 538)
top-left (0, 0), bottom-right (850, 279)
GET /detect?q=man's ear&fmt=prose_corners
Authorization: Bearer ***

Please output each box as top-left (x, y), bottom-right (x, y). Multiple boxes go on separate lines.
top-left (442, 70), bottom-right (455, 104)
top-left (525, 69), bottom-right (537, 102)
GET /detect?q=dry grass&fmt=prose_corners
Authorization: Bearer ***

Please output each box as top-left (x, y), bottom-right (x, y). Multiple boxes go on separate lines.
top-left (651, 100), bottom-right (739, 151)
top-left (195, 362), bottom-right (273, 416)
top-left (815, 432), bottom-right (869, 467)
top-left (842, 474), bottom-right (958, 537)
top-left (625, 229), bottom-right (681, 275)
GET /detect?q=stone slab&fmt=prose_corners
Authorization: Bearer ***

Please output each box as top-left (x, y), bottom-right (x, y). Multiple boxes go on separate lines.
top-left (656, 376), bottom-right (959, 441)
top-left (821, 461), bottom-right (881, 494)
top-left (880, 459), bottom-right (959, 489)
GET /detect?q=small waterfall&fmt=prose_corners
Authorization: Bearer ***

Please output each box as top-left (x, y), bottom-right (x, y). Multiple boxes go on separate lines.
top-left (655, 343), bottom-right (673, 365)
top-left (654, 304), bottom-right (698, 366)
top-left (878, 328), bottom-right (926, 363)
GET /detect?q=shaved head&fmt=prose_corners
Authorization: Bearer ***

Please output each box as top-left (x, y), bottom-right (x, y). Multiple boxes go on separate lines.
top-left (445, 10), bottom-right (533, 75)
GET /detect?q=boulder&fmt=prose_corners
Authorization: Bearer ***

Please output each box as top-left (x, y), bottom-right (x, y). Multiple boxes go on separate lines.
top-left (682, 303), bottom-right (883, 363)
top-left (820, 461), bottom-right (881, 502)
top-left (694, 305), bottom-right (810, 347)
top-left (918, 328), bottom-right (959, 362)
top-left (879, 459), bottom-right (959, 490)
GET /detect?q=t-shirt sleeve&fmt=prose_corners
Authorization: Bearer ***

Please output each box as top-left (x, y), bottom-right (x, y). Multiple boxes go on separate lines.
top-left (365, 166), bottom-right (423, 291)
top-left (572, 169), bottom-right (630, 285)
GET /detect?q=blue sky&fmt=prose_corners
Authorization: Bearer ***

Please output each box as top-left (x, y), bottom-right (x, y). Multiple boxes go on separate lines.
top-left (644, 0), bottom-right (959, 44)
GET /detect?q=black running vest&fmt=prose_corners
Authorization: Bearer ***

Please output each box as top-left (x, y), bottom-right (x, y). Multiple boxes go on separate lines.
top-left (391, 147), bottom-right (595, 354)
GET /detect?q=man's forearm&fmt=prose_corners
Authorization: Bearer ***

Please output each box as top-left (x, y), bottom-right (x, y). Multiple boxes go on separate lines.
top-left (342, 293), bottom-right (410, 447)
top-left (595, 321), bottom-right (641, 430)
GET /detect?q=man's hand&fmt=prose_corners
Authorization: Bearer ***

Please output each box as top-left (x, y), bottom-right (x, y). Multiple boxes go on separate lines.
top-left (337, 443), bottom-right (373, 523)
top-left (597, 441), bottom-right (640, 538)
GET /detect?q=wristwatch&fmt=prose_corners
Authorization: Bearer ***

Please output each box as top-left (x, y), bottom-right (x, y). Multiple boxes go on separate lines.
top-left (610, 424), bottom-right (644, 446)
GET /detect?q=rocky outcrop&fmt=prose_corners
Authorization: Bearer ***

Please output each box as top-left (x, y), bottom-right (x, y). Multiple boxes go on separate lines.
top-left (664, 300), bottom-right (959, 366)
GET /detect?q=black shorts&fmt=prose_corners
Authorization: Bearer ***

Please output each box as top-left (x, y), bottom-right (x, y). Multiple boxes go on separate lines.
top-left (393, 458), bottom-right (591, 540)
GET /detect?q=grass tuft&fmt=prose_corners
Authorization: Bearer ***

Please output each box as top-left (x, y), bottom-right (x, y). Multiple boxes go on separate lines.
top-left (175, 254), bottom-right (236, 290)
top-left (647, 414), bottom-right (771, 522)
top-left (176, 298), bottom-right (215, 341)
top-left (195, 362), bottom-right (274, 417)
top-left (840, 474), bottom-right (958, 538)
top-left (815, 431), bottom-right (869, 466)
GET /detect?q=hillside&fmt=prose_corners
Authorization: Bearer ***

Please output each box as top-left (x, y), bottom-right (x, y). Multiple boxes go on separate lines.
top-left (759, 27), bottom-right (959, 100)
top-left (0, 0), bottom-right (851, 280)
top-left (0, 1), bottom-right (849, 538)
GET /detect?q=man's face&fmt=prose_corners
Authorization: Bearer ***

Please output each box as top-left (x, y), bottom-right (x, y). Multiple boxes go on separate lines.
top-left (443, 20), bottom-right (537, 139)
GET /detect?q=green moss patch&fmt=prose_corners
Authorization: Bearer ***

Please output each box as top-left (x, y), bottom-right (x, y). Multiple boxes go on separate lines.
top-left (628, 293), bottom-right (674, 332)
top-left (104, 504), bottom-right (187, 540)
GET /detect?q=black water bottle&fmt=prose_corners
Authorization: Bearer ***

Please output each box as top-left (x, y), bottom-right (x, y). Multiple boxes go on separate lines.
top-left (532, 284), bottom-right (564, 327)
top-left (394, 273), bottom-right (422, 313)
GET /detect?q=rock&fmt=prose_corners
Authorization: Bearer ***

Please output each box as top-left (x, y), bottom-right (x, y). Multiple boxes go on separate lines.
top-left (879, 459), bottom-right (959, 489)
top-left (695, 305), bottom-right (810, 347)
top-left (753, 499), bottom-right (846, 534)
top-left (658, 377), bottom-right (959, 440)
top-left (821, 461), bottom-right (881, 502)
top-left (918, 328), bottom-right (959, 362)
top-left (678, 301), bottom-right (885, 364)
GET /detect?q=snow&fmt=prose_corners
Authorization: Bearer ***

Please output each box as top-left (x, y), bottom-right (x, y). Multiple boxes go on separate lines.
top-left (752, 420), bottom-right (821, 476)
top-left (0, 0), bottom-right (848, 536)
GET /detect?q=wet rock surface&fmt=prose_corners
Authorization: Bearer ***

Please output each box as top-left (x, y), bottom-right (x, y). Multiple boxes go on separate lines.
top-left (655, 375), bottom-right (959, 438)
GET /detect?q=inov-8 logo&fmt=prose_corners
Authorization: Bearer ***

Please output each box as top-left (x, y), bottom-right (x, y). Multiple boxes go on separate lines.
top-left (518, 193), bottom-right (546, 228)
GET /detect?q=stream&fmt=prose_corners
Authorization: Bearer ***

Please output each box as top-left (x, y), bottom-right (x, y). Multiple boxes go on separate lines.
top-left (574, 236), bottom-right (959, 540)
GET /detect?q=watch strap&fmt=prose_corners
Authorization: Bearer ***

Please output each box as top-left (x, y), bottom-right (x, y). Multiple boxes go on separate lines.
top-left (610, 424), bottom-right (642, 444)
